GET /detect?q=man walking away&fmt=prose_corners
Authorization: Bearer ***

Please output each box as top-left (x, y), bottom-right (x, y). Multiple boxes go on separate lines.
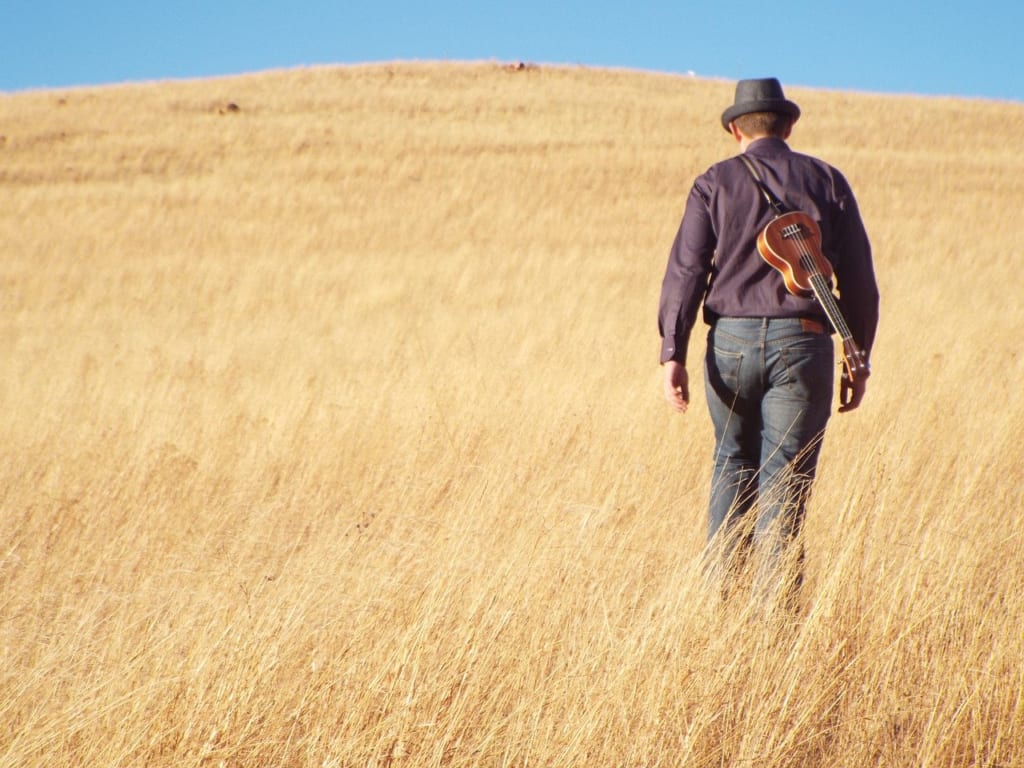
top-left (658, 78), bottom-right (880, 612)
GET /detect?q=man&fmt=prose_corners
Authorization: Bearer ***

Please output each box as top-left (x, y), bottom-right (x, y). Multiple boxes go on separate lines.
top-left (658, 78), bottom-right (879, 609)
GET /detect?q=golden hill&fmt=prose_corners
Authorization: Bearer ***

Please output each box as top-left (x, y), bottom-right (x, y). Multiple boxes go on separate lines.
top-left (1, 62), bottom-right (1023, 767)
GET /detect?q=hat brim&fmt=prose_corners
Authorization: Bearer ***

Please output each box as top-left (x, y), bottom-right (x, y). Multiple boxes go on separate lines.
top-left (721, 100), bottom-right (800, 132)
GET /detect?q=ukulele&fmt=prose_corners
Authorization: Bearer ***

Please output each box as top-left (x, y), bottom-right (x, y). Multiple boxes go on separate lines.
top-left (737, 155), bottom-right (870, 398)
top-left (757, 211), bottom-right (871, 388)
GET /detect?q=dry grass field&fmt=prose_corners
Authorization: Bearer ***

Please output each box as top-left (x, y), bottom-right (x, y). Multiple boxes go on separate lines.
top-left (2, 62), bottom-right (1024, 767)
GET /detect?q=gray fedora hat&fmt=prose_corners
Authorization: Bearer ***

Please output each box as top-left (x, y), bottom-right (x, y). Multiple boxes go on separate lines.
top-left (720, 77), bottom-right (801, 131)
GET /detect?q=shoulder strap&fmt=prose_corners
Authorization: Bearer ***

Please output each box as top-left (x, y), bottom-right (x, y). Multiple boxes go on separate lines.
top-left (738, 154), bottom-right (789, 217)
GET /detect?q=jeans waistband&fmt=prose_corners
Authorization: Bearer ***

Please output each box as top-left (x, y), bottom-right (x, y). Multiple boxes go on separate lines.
top-left (713, 317), bottom-right (829, 334)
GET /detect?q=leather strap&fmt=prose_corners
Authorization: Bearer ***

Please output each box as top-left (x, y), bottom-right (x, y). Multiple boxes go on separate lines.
top-left (738, 154), bottom-right (789, 217)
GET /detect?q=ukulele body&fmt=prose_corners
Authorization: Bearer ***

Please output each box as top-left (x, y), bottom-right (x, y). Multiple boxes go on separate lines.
top-left (756, 210), bottom-right (832, 298)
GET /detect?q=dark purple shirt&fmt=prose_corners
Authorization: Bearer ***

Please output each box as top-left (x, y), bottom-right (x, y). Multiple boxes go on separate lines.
top-left (658, 137), bottom-right (879, 365)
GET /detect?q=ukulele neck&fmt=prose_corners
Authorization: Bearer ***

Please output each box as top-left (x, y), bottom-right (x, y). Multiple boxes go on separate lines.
top-left (783, 223), bottom-right (854, 343)
top-left (804, 265), bottom-right (853, 342)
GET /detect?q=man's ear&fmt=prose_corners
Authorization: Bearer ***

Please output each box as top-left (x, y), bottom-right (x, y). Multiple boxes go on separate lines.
top-left (729, 121), bottom-right (744, 143)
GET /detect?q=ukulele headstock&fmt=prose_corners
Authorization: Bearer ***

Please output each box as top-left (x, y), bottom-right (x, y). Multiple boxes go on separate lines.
top-left (841, 342), bottom-right (870, 383)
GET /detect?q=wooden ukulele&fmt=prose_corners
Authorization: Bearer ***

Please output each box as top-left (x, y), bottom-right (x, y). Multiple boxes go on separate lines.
top-left (757, 210), bottom-right (871, 389)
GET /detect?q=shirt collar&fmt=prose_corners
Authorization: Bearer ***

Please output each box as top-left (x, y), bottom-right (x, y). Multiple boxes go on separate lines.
top-left (744, 137), bottom-right (791, 156)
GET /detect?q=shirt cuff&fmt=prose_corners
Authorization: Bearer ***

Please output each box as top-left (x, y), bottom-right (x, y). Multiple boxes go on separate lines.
top-left (660, 335), bottom-right (686, 366)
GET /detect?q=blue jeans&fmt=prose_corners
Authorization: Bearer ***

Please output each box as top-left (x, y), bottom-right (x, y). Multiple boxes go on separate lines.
top-left (703, 318), bottom-right (834, 607)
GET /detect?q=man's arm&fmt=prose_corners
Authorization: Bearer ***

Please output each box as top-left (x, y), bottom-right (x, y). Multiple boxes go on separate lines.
top-left (658, 183), bottom-right (715, 366)
top-left (831, 173), bottom-right (880, 360)
top-left (658, 179), bottom-right (716, 413)
top-left (830, 174), bottom-right (879, 414)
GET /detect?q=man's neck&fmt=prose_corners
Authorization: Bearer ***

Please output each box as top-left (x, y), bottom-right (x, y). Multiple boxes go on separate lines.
top-left (739, 133), bottom-right (771, 152)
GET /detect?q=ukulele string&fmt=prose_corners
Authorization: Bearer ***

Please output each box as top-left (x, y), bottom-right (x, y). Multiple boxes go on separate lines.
top-left (788, 224), bottom-right (867, 377)
top-left (790, 225), bottom-right (854, 340)
top-left (784, 220), bottom-right (872, 379)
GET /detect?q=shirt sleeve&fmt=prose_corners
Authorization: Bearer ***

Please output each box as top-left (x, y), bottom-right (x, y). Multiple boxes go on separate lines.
top-left (658, 179), bottom-right (716, 365)
top-left (830, 173), bottom-right (880, 358)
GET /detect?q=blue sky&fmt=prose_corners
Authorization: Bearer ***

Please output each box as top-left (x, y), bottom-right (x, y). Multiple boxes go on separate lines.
top-left (3, 1), bottom-right (1021, 102)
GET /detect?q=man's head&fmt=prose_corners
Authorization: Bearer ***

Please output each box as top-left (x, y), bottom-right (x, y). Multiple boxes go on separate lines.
top-left (731, 111), bottom-right (794, 140)
top-left (720, 77), bottom-right (800, 133)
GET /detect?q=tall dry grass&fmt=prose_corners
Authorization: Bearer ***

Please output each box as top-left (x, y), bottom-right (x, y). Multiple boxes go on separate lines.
top-left (2, 62), bottom-right (1023, 766)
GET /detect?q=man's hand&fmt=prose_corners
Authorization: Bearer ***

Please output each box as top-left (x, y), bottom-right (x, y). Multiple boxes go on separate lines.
top-left (662, 361), bottom-right (690, 413)
top-left (838, 374), bottom-right (867, 413)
